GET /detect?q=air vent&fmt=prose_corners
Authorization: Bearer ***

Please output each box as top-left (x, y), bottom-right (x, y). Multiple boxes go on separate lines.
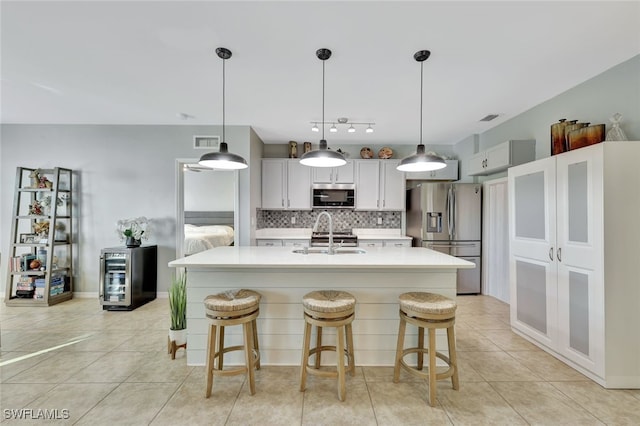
top-left (480, 114), bottom-right (500, 122)
top-left (193, 135), bottom-right (220, 150)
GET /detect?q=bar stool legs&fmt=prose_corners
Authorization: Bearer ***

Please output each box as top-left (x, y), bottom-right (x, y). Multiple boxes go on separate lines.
top-left (393, 292), bottom-right (459, 407)
top-left (203, 289), bottom-right (261, 398)
top-left (299, 290), bottom-right (357, 402)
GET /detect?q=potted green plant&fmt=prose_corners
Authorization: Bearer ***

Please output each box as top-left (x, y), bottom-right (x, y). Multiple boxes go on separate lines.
top-left (168, 272), bottom-right (187, 358)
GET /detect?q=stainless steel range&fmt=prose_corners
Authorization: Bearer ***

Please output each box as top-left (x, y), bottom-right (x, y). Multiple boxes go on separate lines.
top-left (310, 231), bottom-right (358, 247)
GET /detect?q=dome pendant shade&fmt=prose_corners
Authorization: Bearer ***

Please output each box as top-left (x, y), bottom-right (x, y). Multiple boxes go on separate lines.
top-left (396, 144), bottom-right (446, 172)
top-left (199, 142), bottom-right (248, 170)
top-left (300, 140), bottom-right (346, 167)
top-left (301, 48), bottom-right (346, 168)
top-left (199, 47), bottom-right (248, 171)
top-left (397, 49), bottom-right (447, 173)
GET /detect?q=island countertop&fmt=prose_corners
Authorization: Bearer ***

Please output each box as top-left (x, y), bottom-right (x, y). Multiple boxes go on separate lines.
top-left (168, 246), bottom-right (474, 269)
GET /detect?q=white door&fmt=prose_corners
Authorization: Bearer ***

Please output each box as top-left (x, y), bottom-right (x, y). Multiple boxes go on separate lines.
top-left (312, 167), bottom-right (333, 184)
top-left (355, 160), bottom-right (380, 210)
top-left (261, 160), bottom-right (285, 209)
top-left (287, 160), bottom-right (312, 210)
top-left (555, 146), bottom-right (604, 374)
top-left (483, 177), bottom-right (509, 302)
top-left (380, 160), bottom-right (405, 210)
top-left (508, 156), bottom-right (558, 348)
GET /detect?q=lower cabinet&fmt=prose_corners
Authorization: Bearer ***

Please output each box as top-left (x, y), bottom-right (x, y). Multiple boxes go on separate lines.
top-left (359, 239), bottom-right (411, 248)
top-left (256, 239), bottom-right (310, 248)
top-left (508, 142), bottom-right (640, 388)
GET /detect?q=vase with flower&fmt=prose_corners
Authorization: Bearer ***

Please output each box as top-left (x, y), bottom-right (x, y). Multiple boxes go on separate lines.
top-left (116, 217), bottom-right (150, 247)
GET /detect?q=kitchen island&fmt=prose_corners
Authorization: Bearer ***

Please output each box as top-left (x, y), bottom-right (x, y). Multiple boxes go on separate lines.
top-left (169, 246), bottom-right (474, 366)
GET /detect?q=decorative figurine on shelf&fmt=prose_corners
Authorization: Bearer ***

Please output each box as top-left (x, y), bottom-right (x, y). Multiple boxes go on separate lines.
top-left (29, 169), bottom-right (53, 189)
top-left (605, 113), bottom-right (629, 141)
top-left (116, 216), bottom-right (150, 247)
top-left (33, 221), bottom-right (50, 237)
top-left (29, 200), bottom-right (44, 216)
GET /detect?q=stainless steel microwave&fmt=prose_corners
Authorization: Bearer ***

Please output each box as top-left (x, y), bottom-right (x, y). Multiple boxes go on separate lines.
top-left (312, 184), bottom-right (356, 209)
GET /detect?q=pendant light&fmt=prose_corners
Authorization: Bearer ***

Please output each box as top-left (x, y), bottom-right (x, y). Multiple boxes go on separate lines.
top-left (199, 47), bottom-right (248, 170)
top-left (397, 50), bottom-right (446, 172)
top-left (300, 48), bottom-right (347, 168)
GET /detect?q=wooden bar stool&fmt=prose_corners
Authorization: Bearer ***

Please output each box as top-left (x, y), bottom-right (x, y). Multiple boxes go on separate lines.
top-left (393, 292), bottom-right (459, 406)
top-left (204, 289), bottom-right (261, 397)
top-left (299, 290), bottom-right (356, 402)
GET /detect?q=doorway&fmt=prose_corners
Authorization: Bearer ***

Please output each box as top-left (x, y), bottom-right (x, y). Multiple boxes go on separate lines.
top-left (482, 177), bottom-right (510, 303)
top-left (175, 159), bottom-right (239, 259)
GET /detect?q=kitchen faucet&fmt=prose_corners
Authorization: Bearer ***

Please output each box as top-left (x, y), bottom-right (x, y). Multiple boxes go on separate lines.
top-left (313, 211), bottom-right (337, 255)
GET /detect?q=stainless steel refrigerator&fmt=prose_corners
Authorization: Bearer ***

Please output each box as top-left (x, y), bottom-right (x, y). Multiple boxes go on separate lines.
top-left (406, 183), bottom-right (482, 294)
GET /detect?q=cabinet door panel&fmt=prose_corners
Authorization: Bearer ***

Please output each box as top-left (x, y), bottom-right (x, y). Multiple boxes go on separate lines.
top-left (467, 152), bottom-right (486, 176)
top-left (287, 161), bottom-right (311, 210)
top-left (262, 160), bottom-right (285, 209)
top-left (312, 167), bottom-right (333, 184)
top-left (486, 142), bottom-right (510, 172)
top-left (355, 161), bottom-right (380, 210)
top-left (381, 160), bottom-right (404, 210)
top-left (509, 157), bottom-right (557, 346)
top-left (334, 161), bottom-right (354, 183)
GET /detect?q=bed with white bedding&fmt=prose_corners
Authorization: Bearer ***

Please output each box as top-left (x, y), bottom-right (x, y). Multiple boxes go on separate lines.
top-left (183, 211), bottom-right (234, 255)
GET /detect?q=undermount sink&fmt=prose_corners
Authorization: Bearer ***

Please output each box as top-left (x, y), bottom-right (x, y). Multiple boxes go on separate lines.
top-left (292, 248), bottom-right (367, 255)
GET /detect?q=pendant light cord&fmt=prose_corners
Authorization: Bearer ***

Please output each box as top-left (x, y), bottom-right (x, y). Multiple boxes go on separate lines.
top-left (322, 59), bottom-right (325, 141)
top-left (222, 55), bottom-right (226, 143)
top-left (419, 60), bottom-right (423, 145)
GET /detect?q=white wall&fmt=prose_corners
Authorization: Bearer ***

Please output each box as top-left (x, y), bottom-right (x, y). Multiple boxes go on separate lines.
top-left (0, 124), bottom-right (261, 294)
top-left (456, 54), bottom-right (640, 179)
top-left (183, 168), bottom-right (235, 211)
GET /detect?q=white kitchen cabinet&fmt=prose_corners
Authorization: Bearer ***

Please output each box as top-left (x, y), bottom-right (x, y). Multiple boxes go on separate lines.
top-left (312, 160), bottom-right (354, 184)
top-left (261, 159), bottom-right (312, 210)
top-left (469, 140), bottom-right (535, 176)
top-left (508, 142), bottom-right (640, 388)
top-left (405, 160), bottom-right (459, 181)
top-left (355, 160), bottom-right (405, 211)
top-left (359, 239), bottom-right (411, 248)
top-left (282, 239), bottom-right (310, 248)
top-left (256, 239), bottom-right (283, 247)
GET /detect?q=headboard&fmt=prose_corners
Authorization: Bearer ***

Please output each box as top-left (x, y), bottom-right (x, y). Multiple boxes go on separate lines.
top-left (184, 211), bottom-right (234, 227)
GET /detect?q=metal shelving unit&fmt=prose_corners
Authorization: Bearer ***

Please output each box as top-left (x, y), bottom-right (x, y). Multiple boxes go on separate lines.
top-left (5, 167), bottom-right (74, 306)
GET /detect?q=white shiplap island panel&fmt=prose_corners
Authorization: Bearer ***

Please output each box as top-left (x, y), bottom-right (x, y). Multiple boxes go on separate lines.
top-left (169, 246), bottom-right (474, 366)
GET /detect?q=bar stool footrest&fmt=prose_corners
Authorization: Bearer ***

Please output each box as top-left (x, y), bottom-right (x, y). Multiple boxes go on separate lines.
top-left (399, 348), bottom-right (455, 381)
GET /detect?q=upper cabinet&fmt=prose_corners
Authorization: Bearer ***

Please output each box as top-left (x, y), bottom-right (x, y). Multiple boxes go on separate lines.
top-left (405, 160), bottom-right (459, 181)
top-left (355, 160), bottom-right (405, 211)
top-left (312, 160), bottom-right (354, 184)
top-left (261, 159), bottom-right (312, 210)
top-left (468, 140), bottom-right (536, 176)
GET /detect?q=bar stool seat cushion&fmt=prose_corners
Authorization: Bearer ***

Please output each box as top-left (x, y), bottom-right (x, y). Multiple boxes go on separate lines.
top-left (204, 289), bottom-right (261, 312)
top-left (303, 290), bottom-right (356, 313)
top-left (399, 292), bottom-right (457, 316)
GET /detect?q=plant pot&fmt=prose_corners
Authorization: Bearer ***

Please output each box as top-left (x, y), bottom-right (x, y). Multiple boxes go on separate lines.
top-left (126, 237), bottom-right (141, 248)
top-left (169, 329), bottom-right (187, 346)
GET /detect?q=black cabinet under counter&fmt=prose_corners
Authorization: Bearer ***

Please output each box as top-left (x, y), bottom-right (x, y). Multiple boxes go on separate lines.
top-left (99, 245), bottom-right (157, 311)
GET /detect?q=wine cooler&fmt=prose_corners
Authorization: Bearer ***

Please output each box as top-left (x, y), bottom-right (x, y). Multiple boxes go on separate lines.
top-left (99, 245), bottom-right (157, 311)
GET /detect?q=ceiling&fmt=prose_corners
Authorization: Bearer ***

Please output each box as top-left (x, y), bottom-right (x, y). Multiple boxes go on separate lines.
top-left (2, 1), bottom-right (639, 146)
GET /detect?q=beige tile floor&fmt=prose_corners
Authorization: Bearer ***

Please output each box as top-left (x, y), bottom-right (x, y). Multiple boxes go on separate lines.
top-left (1, 295), bottom-right (639, 425)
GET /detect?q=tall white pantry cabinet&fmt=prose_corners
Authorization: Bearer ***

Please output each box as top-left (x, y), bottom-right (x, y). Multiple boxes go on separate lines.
top-left (508, 141), bottom-right (640, 388)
